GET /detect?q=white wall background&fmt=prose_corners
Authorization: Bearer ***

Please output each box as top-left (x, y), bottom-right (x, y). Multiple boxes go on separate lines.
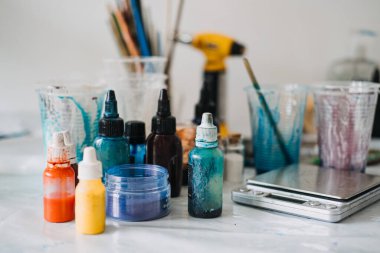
top-left (1, 0), bottom-right (380, 137)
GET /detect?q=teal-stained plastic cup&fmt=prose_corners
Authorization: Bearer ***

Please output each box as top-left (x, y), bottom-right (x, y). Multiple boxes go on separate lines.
top-left (37, 85), bottom-right (105, 161)
top-left (245, 84), bottom-right (307, 174)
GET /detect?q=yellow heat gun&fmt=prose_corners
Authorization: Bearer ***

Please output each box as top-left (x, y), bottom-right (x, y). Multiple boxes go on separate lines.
top-left (177, 33), bottom-right (245, 137)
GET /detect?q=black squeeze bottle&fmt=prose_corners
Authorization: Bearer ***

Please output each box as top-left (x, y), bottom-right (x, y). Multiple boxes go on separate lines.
top-left (146, 89), bottom-right (183, 197)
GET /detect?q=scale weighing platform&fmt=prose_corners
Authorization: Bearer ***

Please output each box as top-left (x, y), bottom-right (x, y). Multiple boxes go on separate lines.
top-left (232, 164), bottom-right (380, 222)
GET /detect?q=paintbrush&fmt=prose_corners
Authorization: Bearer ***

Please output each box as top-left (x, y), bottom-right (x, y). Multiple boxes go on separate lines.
top-left (243, 57), bottom-right (293, 165)
top-left (164, 0), bottom-right (185, 93)
top-left (109, 8), bottom-right (129, 56)
top-left (114, 8), bottom-right (140, 57)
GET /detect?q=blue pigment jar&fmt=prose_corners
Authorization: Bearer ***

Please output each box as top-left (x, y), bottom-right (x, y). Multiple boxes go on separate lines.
top-left (106, 164), bottom-right (171, 221)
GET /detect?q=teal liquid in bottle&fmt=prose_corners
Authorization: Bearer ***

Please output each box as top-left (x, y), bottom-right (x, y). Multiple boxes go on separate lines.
top-left (188, 113), bottom-right (224, 218)
top-left (125, 121), bottom-right (146, 164)
top-left (93, 90), bottom-right (129, 180)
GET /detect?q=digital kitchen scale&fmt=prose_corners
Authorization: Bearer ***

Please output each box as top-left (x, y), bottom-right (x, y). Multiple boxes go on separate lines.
top-left (232, 164), bottom-right (380, 222)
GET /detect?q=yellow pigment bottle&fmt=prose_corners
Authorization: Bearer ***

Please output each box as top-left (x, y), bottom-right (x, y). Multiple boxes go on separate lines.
top-left (75, 147), bottom-right (106, 234)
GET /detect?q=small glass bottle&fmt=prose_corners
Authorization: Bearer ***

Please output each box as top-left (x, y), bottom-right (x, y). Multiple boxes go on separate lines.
top-left (43, 132), bottom-right (75, 223)
top-left (75, 147), bottom-right (105, 235)
top-left (146, 89), bottom-right (183, 197)
top-left (93, 90), bottom-right (129, 180)
top-left (188, 113), bottom-right (224, 218)
top-left (125, 121), bottom-right (146, 164)
top-left (224, 133), bottom-right (244, 183)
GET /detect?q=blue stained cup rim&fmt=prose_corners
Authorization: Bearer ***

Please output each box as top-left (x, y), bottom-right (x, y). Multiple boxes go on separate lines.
top-left (36, 85), bottom-right (106, 97)
top-left (244, 83), bottom-right (308, 95)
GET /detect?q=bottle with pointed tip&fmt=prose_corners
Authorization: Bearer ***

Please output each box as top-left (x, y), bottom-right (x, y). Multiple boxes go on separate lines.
top-left (43, 132), bottom-right (75, 222)
top-left (146, 89), bottom-right (183, 197)
top-left (93, 90), bottom-right (129, 181)
top-left (188, 112), bottom-right (224, 218)
top-left (75, 147), bottom-right (105, 234)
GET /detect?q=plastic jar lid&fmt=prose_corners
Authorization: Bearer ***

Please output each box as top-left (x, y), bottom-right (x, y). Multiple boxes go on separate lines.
top-left (106, 164), bottom-right (171, 221)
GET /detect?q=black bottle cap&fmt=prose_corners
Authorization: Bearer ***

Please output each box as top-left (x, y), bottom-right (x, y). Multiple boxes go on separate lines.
top-left (152, 89), bottom-right (176, 134)
top-left (125, 121), bottom-right (146, 144)
top-left (99, 90), bottom-right (124, 137)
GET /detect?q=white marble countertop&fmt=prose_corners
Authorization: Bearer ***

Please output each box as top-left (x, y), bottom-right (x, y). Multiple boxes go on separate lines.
top-left (1, 136), bottom-right (380, 253)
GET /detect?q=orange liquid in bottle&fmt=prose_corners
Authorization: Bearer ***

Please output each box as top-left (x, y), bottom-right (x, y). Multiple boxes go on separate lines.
top-left (43, 162), bottom-right (75, 223)
top-left (44, 194), bottom-right (75, 222)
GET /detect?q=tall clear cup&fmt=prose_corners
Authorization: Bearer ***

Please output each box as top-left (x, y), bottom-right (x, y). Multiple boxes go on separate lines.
top-left (37, 85), bottom-right (105, 161)
top-left (313, 81), bottom-right (380, 172)
top-left (245, 84), bottom-right (307, 174)
top-left (103, 57), bottom-right (167, 133)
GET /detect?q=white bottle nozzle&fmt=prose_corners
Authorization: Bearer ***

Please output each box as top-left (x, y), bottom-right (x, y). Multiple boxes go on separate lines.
top-left (78, 147), bottom-right (102, 180)
top-left (200, 113), bottom-right (214, 127)
top-left (195, 113), bottom-right (218, 147)
top-left (48, 132), bottom-right (69, 162)
top-left (62, 130), bottom-right (77, 162)
top-left (52, 132), bottom-right (65, 147)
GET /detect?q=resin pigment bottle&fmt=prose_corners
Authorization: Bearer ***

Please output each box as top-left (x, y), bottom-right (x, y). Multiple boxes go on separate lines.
top-left (125, 121), bottom-right (146, 164)
top-left (43, 132), bottom-right (75, 223)
top-left (75, 147), bottom-right (105, 235)
top-left (146, 89), bottom-right (183, 197)
top-left (94, 90), bottom-right (129, 180)
top-left (188, 113), bottom-right (224, 218)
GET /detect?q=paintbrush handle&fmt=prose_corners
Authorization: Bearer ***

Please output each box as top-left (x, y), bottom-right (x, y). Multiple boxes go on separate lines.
top-left (257, 92), bottom-right (293, 164)
top-left (114, 9), bottom-right (140, 57)
top-left (243, 58), bottom-right (293, 165)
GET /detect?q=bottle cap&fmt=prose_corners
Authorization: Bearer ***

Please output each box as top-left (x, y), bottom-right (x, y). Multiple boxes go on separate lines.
top-left (78, 147), bottom-right (102, 180)
top-left (99, 90), bottom-right (124, 137)
top-left (48, 132), bottom-right (69, 163)
top-left (195, 113), bottom-right (218, 148)
top-left (125, 121), bottom-right (146, 144)
top-left (151, 89), bottom-right (176, 134)
top-left (62, 130), bottom-right (77, 163)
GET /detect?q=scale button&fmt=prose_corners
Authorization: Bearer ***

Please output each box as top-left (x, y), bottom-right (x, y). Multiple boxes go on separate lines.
top-left (239, 188), bottom-right (250, 192)
top-left (324, 204), bottom-right (337, 209)
top-left (308, 201), bottom-right (321, 206)
top-left (252, 191), bottom-right (264, 196)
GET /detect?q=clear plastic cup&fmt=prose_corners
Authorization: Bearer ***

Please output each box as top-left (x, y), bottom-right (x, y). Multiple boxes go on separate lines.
top-left (313, 81), bottom-right (380, 172)
top-left (103, 57), bottom-right (167, 133)
top-left (36, 85), bottom-right (105, 161)
top-left (245, 84), bottom-right (307, 174)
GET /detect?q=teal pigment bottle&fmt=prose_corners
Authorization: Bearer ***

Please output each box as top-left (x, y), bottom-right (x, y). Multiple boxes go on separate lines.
top-left (188, 113), bottom-right (224, 218)
top-left (146, 89), bottom-right (183, 197)
top-left (93, 90), bottom-right (130, 180)
top-left (125, 121), bottom-right (146, 164)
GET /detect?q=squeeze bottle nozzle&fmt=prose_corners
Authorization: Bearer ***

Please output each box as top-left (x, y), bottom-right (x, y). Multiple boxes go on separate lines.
top-left (48, 132), bottom-right (69, 162)
top-left (104, 90), bottom-right (119, 118)
top-left (78, 147), bottom-right (102, 180)
top-left (195, 113), bottom-right (218, 146)
top-left (157, 89), bottom-right (171, 117)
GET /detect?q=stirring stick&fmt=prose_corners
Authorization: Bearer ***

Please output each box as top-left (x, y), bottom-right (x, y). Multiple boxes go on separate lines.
top-left (164, 0), bottom-right (185, 93)
top-left (243, 57), bottom-right (293, 165)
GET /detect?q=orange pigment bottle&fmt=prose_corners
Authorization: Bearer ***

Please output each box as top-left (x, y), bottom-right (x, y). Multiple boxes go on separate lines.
top-left (43, 132), bottom-right (75, 223)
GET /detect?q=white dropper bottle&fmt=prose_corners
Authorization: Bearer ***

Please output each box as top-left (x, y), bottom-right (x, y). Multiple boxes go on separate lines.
top-left (75, 147), bottom-right (105, 235)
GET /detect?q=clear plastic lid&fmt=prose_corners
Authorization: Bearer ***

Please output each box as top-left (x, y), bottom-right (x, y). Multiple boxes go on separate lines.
top-left (106, 164), bottom-right (169, 193)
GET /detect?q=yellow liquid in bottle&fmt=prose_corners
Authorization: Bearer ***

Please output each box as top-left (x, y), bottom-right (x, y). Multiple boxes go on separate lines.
top-left (75, 179), bottom-right (106, 234)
